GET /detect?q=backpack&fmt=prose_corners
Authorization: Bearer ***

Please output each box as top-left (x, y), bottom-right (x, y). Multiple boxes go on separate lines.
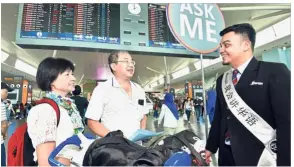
top-left (149, 130), bottom-right (208, 166)
top-left (83, 130), bottom-right (165, 166)
top-left (7, 98), bottom-right (60, 166)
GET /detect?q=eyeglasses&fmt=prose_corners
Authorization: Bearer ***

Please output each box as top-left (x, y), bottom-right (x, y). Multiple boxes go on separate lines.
top-left (114, 60), bottom-right (136, 66)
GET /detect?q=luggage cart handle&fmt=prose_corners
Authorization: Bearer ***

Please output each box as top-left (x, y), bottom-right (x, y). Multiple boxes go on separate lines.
top-left (48, 135), bottom-right (82, 166)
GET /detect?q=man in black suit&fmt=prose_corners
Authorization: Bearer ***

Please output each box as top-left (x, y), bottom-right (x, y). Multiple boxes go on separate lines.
top-left (205, 23), bottom-right (290, 166)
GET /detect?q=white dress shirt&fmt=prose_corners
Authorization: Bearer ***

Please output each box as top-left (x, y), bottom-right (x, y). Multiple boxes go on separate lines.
top-left (232, 56), bottom-right (253, 80)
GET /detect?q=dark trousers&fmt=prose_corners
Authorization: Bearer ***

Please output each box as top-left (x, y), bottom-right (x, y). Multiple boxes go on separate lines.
top-left (185, 109), bottom-right (191, 121)
top-left (153, 110), bottom-right (159, 118)
top-left (1, 143), bottom-right (6, 166)
top-left (195, 106), bottom-right (201, 121)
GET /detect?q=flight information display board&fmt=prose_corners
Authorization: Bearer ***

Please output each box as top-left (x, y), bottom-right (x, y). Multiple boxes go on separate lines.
top-left (20, 3), bottom-right (120, 44)
top-left (148, 4), bottom-right (184, 49)
top-left (16, 3), bottom-right (212, 57)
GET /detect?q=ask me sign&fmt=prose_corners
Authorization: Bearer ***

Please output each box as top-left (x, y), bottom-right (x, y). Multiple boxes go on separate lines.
top-left (167, 4), bottom-right (225, 54)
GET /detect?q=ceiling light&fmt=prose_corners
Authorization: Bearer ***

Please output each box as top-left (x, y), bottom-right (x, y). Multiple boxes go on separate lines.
top-left (172, 67), bottom-right (189, 79)
top-left (1, 50), bottom-right (9, 62)
top-left (14, 59), bottom-right (37, 76)
top-left (150, 82), bottom-right (158, 88)
top-left (255, 17), bottom-right (290, 48)
top-left (146, 67), bottom-right (164, 75)
top-left (159, 78), bottom-right (164, 85)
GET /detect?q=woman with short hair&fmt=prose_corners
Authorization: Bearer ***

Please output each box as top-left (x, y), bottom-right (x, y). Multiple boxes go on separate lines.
top-left (27, 57), bottom-right (84, 166)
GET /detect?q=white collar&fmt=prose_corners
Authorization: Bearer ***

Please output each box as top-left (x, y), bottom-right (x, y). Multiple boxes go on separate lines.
top-left (231, 57), bottom-right (253, 74)
top-left (110, 74), bottom-right (136, 88)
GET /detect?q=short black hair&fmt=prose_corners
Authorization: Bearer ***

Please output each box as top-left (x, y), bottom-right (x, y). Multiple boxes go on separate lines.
top-left (220, 23), bottom-right (256, 51)
top-left (108, 50), bottom-right (130, 73)
top-left (36, 57), bottom-right (75, 91)
top-left (72, 85), bottom-right (81, 95)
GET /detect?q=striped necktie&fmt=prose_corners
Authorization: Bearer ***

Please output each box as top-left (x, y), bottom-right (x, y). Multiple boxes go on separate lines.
top-left (232, 69), bottom-right (239, 85)
top-left (225, 69), bottom-right (240, 146)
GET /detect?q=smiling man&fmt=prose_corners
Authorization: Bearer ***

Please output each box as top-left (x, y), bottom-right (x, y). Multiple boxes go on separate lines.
top-left (204, 23), bottom-right (290, 166)
top-left (85, 51), bottom-right (148, 139)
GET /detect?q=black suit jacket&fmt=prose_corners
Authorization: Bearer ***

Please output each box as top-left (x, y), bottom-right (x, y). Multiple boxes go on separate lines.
top-left (206, 57), bottom-right (290, 166)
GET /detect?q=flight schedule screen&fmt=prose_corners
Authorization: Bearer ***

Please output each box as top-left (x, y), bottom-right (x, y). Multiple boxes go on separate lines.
top-left (20, 3), bottom-right (120, 44)
top-left (148, 4), bottom-right (184, 49)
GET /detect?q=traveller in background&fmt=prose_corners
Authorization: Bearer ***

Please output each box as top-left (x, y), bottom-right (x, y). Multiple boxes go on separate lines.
top-left (71, 85), bottom-right (89, 124)
top-left (1, 82), bottom-right (14, 166)
top-left (190, 98), bottom-right (194, 116)
top-left (158, 93), bottom-right (179, 135)
top-left (7, 100), bottom-right (15, 119)
top-left (193, 97), bottom-right (202, 122)
top-left (184, 97), bottom-right (193, 123)
top-left (153, 99), bottom-right (159, 119)
top-left (24, 103), bottom-right (32, 118)
top-left (206, 90), bottom-right (217, 124)
top-left (19, 103), bottom-right (25, 119)
top-left (4, 100), bottom-right (13, 123)
top-left (15, 103), bottom-right (21, 119)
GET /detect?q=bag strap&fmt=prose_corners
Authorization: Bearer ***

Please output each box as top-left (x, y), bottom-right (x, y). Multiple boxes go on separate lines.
top-left (173, 135), bottom-right (208, 166)
top-left (97, 136), bottom-right (142, 150)
top-left (36, 98), bottom-right (60, 126)
top-left (97, 136), bottom-right (161, 156)
top-left (145, 134), bottom-right (169, 148)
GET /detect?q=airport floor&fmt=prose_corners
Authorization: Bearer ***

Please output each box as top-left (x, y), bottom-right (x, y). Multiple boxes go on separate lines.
top-left (4, 113), bottom-right (217, 166)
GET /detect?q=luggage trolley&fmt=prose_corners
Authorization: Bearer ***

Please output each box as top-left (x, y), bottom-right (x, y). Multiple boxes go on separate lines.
top-left (48, 134), bottom-right (192, 166)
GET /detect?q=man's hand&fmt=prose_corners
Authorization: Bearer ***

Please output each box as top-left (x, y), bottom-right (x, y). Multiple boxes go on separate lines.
top-left (205, 150), bottom-right (212, 164)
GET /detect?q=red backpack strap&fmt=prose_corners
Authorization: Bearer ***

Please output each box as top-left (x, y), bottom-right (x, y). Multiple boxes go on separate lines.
top-left (36, 98), bottom-right (60, 126)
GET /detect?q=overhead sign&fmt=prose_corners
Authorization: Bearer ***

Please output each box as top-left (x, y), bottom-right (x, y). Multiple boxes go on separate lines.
top-left (166, 4), bottom-right (225, 54)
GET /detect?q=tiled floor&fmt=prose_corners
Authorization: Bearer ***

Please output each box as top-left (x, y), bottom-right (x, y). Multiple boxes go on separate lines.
top-left (5, 114), bottom-right (218, 166)
top-left (147, 114), bottom-right (207, 139)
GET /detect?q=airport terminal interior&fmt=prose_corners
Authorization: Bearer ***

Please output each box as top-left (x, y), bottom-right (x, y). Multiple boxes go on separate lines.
top-left (0, 3), bottom-right (291, 166)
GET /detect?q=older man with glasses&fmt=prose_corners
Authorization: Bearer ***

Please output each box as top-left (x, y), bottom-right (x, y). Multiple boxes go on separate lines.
top-left (85, 51), bottom-right (148, 140)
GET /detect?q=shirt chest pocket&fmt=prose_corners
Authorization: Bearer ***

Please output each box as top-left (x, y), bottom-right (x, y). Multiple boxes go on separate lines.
top-left (128, 98), bottom-right (144, 121)
top-left (132, 94), bottom-right (145, 117)
top-left (105, 92), bottom-right (143, 120)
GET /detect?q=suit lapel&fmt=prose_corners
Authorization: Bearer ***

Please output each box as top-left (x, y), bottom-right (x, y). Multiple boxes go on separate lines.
top-left (235, 57), bottom-right (260, 92)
